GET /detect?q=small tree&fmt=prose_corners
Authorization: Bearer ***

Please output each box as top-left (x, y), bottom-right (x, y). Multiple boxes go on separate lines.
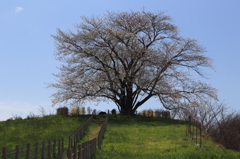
top-left (80, 106), bottom-right (86, 115)
top-left (92, 109), bottom-right (97, 115)
top-left (87, 106), bottom-right (92, 114)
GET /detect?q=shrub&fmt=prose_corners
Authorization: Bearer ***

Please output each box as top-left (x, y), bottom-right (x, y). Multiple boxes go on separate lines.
top-left (71, 107), bottom-right (80, 115)
top-left (141, 110), bottom-right (147, 116)
top-left (209, 113), bottom-right (240, 151)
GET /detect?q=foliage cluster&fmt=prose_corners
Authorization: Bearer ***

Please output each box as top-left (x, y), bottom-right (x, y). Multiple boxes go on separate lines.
top-left (139, 109), bottom-right (156, 117)
top-left (71, 106), bottom-right (93, 115)
top-left (138, 109), bottom-right (171, 118)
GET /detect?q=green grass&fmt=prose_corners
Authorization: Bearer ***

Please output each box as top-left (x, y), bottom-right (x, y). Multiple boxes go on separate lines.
top-left (94, 115), bottom-right (240, 159)
top-left (2, 114), bottom-right (240, 158)
top-left (0, 114), bottom-right (90, 158)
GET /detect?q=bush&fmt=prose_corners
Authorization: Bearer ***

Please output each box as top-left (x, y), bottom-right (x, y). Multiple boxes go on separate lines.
top-left (209, 113), bottom-right (240, 151)
top-left (139, 109), bottom-right (157, 117)
top-left (174, 101), bottom-right (240, 151)
top-left (71, 107), bottom-right (80, 115)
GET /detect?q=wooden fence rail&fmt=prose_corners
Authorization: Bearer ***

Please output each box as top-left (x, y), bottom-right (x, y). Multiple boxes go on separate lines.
top-left (68, 115), bottom-right (93, 150)
top-left (1, 138), bottom-right (64, 159)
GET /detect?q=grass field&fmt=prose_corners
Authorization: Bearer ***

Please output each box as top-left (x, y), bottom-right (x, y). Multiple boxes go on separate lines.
top-left (91, 115), bottom-right (240, 159)
top-left (1, 114), bottom-right (240, 159)
top-left (0, 114), bottom-right (90, 158)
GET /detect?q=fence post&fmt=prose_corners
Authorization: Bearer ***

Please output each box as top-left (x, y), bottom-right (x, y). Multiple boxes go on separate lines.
top-left (92, 138), bottom-right (96, 157)
top-left (84, 142), bottom-right (87, 159)
top-left (15, 145), bottom-right (20, 159)
top-left (26, 143), bottom-right (30, 159)
top-left (78, 145), bottom-right (82, 159)
top-left (61, 138), bottom-right (64, 153)
top-left (48, 140), bottom-right (51, 158)
top-left (94, 138), bottom-right (96, 155)
top-left (98, 133), bottom-right (100, 148)
top-left (89, 140), bottom-right (91, 158)
top-left (68, 136), bottom-right (71, 150)
top-left (53, 139), bottom-right (56, 158)
top-left (85, 142), bottom-right (87, 159)
top-left (67, 149), bottom-right (72, 159)
top-left (192, 119), bottom-right (194, 140)
top-left (34, 142), bottom-right (38, 159)
top-left (90, 140), bottom-right (93, 157)
top-left (58, 139), bottom-right (61, 156)
top-left (86, 142), bottom-right (89, 159)
top-left (188, 116), bottom-right (191, 138)
top-left (73, 132), bottom-right (77, 146)
top-left (2, 147), bottom-right (7, 159)
top-left (88, 141), bottom-right (90, 159)
top-left (191, 119), bottom-right (193, 140)
top-left (196, 122), bottom-right (198, 145)
top-left (92, 139), bottom-right (94, 157)
top-left (42, 141), bottom-right (45, 159)
top-left (200, 123), bottom-right (202, 147)
top-left (73, 146), bottom-right (77, 159)
top-left (82, 143), bottom-right (84, 159)
top-left (58, 151), bottom-right (64, 159)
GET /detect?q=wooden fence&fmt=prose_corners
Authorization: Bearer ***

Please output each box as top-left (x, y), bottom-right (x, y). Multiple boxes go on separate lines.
top-left (1, 114), bottom-right (109, 159)
top-left (1, 115), bottom-right (93, 159)
top-left (98, 114), bottom-right (109, 148)
top-left (1, 138), bottom-right (64, 159)
top-left (63, 113), bottom-right (109, 159)
top-left (186, 115), bottom-right (202, 147)
top-left (68, 115), bottom-right (93, 150)
top-left (66, 114), bottom-right (109, 159)
top-left (64, 138), bottom-right (96, 159)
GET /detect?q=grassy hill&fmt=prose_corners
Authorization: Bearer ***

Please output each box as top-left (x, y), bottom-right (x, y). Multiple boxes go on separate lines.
top-left (1, 114), bottom-right (240, 158)
top-left (88, 115), bottom-right (240, 159)
top-left (0, 114), bottom-right (91, 158)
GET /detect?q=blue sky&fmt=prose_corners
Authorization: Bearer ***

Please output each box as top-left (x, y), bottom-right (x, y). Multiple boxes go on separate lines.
top-left (0, 0), bottom-right (239, 120)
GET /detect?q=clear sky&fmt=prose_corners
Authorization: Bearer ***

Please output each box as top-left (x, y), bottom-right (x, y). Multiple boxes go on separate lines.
top-left (0, 0), bottom-right (239, 120)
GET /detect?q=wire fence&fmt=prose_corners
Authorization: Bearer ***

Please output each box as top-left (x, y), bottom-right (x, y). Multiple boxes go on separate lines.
top-left (186, 115), bottom-right (202, 147)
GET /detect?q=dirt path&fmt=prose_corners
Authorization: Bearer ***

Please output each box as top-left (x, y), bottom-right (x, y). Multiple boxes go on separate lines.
top-left (88, 124), bottom-right (102, 140)
top-left (87, 116), bottom-right (105, 140)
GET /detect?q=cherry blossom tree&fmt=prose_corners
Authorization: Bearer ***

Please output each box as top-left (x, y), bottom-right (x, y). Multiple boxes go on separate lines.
top-left (48, 10), bottom-right (217, 115)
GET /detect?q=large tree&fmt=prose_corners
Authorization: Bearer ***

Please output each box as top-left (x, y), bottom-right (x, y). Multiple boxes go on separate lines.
top-left (49, 10), bottom-right (218, 115)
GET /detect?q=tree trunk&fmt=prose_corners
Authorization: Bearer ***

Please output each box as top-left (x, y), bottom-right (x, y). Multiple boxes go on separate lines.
top-left (120, 107), bottom-right (135, 116)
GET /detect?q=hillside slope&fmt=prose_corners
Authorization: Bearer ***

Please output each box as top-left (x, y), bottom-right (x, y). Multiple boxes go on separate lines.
top-left (92, 116), bottom-right (240, 159)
